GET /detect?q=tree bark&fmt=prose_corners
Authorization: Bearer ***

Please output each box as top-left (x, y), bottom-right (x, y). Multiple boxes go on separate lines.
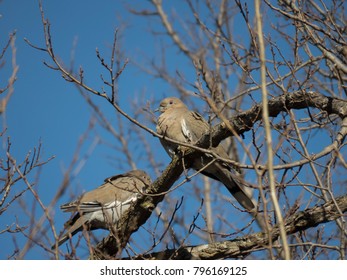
top-left (132, 195), bottom-right (347, 260)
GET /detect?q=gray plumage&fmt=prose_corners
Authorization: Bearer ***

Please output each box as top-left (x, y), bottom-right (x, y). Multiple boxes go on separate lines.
top-left (156, 97), bottom-right (255, 211)
top-left (52, 170), bottom-right (151, 249)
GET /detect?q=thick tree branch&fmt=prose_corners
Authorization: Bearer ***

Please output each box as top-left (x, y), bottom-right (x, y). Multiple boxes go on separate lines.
top-left (133, 194), bottom-right (347, 260)
top-left (203, 90), bottom-right (347, 148)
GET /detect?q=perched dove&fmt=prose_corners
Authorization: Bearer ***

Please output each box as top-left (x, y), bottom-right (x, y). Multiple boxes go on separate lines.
top-left (156, 97), bottom-right (255, 211)
top-left (52, 170), bottom-right (151, 249)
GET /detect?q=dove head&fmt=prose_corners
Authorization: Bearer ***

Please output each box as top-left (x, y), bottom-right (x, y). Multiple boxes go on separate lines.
top-left (156, 97), bottom-right (187, 113)
top-left (128, 170), bottom-right (152, 187)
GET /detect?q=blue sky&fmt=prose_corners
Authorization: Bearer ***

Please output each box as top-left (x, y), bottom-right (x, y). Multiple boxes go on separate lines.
top-left (1, 1), bottom-right (345, 260)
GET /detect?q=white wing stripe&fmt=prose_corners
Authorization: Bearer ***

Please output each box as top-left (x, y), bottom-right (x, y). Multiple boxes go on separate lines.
top-left (181, 118), bottom-right (192, 142)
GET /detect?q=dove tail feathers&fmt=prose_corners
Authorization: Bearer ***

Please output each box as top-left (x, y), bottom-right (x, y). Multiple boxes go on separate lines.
top-left (51, 215), bottom-right (86, 249)
top-left (51, 235), bottom-right (70, 250)
top-left (227, 187), bottom-right (255, 211)
top-left (208, 162), bottom-right (255, 211)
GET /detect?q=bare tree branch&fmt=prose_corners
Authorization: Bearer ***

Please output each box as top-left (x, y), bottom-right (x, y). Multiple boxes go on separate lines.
top-left (130, 194), bottom-right (347, 260)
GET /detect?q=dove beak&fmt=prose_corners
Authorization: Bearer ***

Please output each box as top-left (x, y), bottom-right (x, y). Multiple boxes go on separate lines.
top-left (154, 106), bottom-right (164, 113)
